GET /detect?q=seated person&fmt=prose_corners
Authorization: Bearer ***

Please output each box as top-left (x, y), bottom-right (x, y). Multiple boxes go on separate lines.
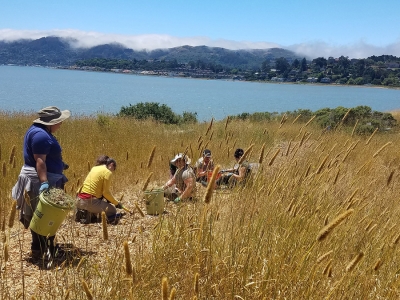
top-left (217, 148), bottom-right (251, 187)
top-left (164, 161), bottom-right (178, 199)
top-left (76, 156), bottom-right (123, 223)
top-left (163, 153), bottom-right (196, 203)
top-left (193, 149), bottom-right (215, 184)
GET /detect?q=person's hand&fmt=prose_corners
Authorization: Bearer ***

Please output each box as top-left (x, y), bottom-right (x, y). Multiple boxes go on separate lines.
top-left (39, 181), bottom-right (49, 193)
top-left (174, 197), bottom-right (181, 203)
top-left (116, 202), bottom-right (123, 209)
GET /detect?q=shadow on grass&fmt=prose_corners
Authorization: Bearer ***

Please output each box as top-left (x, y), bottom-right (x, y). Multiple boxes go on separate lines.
top-left (25, 244), bottom-right (97, 270)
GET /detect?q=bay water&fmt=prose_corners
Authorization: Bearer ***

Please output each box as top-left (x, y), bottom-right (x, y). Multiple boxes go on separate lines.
top-left (1, 65), bottom-right (399, 121)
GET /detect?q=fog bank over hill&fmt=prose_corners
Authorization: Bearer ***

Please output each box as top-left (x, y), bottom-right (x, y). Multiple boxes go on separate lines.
top-left (1, 29), bottom-right (399, 59)
top-left (0, 36), bottom-right (301, 69)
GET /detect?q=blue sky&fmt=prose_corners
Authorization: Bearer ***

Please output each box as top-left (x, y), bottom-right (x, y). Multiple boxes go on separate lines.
top-left (1, 0), bottom-right (399, 58)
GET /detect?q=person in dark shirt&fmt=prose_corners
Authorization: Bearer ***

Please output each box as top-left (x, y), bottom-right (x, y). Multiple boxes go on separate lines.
top-left (12, 106), bottom-right (70, 261)
top-left (217, 148), bottom-right (251, 187)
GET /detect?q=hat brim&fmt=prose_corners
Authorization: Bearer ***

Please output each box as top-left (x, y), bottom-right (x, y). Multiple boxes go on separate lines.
top-left (171, 154), bottom-right (191, 165)
top-left (33, 110), bottom-right (71, 125)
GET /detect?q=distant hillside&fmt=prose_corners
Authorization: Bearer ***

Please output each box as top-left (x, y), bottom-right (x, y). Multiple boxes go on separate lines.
top-left (0, 36), bottom-right (301, 69)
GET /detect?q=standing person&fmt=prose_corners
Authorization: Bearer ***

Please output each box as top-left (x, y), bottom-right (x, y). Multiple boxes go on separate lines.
top-left (193, 149), bottom-right (214, 184)
top-left (217, 148), bottom-right (251, 187)
top-left (163, 153), bottom-right (196, 203)
top-left (76, 157), bottom-right (123, 223)
top-left (12, 106), bottom-right (70, 260)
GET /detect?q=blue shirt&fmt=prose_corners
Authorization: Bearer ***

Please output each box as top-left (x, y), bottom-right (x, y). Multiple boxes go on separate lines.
top-left (23, 124), bottom-right (64, 174)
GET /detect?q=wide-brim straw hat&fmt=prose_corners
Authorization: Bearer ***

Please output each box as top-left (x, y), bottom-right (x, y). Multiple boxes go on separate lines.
top-left (171, 153), bottom-right (191, 165)
top-left (33, 106), bottom-right (71, 125)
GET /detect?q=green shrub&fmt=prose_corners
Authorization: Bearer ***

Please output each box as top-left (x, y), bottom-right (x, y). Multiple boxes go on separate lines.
top-left (97, 114), bottom-right (111, 127)
top-left (118, 102), bottom-right (197, 124)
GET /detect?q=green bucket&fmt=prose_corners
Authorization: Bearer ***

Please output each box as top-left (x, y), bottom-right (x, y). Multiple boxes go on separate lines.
top-left (29, 191), bottom-right (74, 236)
top-left (144, 189), bottom-right (164, 215)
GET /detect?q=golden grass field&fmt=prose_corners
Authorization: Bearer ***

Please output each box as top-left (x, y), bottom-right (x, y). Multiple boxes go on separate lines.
top-left (1, 111), bottom-right (400, 299)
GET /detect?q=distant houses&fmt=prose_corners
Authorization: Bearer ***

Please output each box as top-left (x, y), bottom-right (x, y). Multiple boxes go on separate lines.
top-left (271, 77), bottom-right (285, 82)
top-left (320, 77), bottom-right (331, 83)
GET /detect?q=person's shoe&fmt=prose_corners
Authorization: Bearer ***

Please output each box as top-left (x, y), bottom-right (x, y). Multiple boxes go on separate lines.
top-left (30, 249), bottom-right (44, 261)
top-left (91, 213), bottom-right (99, 223)
top-left (48, 245), bottom-right (68, 261)
top-left (107, 213), bottom-right (124, 224)
top-left (75, 209), bottom-right (90, 224)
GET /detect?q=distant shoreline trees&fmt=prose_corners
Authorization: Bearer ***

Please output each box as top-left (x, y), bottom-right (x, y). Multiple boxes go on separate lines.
top-left (74, 54), bottom-right (400, 87)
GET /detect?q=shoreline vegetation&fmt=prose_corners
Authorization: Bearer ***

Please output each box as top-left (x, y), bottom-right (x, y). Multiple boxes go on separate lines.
top-left (4, 63), bottom-right (400, 92)
top-left (69, 54), bottom-right (400, 88)
top-left (67, 65), bottom-right (400, 91)
top-left (2, 112), bottom-right (400, 299)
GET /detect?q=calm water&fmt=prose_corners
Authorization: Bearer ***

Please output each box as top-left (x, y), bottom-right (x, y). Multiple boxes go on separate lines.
top-left (1, 65), bottom-right (399, 121)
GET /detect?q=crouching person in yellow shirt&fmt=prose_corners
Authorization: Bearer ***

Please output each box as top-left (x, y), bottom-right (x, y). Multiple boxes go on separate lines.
top-left (76, 156), bottom-right (122, 223)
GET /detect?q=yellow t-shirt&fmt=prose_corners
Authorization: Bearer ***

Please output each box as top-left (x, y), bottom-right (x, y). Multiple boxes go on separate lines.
top-left (80, 165), bottom-right (118, 205)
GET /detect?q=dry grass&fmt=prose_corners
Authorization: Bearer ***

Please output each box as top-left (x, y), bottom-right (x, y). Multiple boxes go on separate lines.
top-left (1, 111), bottom-right (400, 299)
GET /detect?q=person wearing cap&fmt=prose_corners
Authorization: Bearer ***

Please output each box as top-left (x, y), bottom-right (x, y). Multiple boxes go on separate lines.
top-left (193, 149), bottom-right (215, 184)
top-left (11, 106), bottom-right (70, 261)
top-left (217, 148), bottom-right (251, 187)
top-left (76, 156), bottom-right (123, 223)
top-left (163, 153), bottom-right (196, 203)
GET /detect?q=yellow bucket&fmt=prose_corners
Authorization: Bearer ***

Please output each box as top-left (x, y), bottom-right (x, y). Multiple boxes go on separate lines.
top-left (144, 189), bottom-right (164, 215)
top-left (29, 192), bottom-right (73, 236)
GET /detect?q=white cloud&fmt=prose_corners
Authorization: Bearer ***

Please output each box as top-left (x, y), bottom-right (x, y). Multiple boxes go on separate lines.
top-left (0, 29), bottom-right (399, 58)
top-left (287, 40), bottom-right (400, 59)
top-left (0, 28), bottom-right (279, 51)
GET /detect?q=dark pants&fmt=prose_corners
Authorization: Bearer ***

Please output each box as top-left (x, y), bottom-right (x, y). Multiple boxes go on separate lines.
top-left (31, 229), bottom-right (56, 255)
top-left (216, 173), bottom-right (237, 187)
top-left (27, 182), bottom-right (65, 255)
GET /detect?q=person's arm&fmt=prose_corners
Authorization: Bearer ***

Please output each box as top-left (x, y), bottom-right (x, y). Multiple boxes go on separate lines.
top-left (180, 177), bottom-right (194, 200)
top-left (34, 154), bottom-right (48, 183)
top-left (197, 168), bottom-right (207, 177)
top-left (232, 166), bottom-right (246, 181)
top-left (163, 176), bottom-right (176, 190)
top-left (102, 172), bottom-right (119, 205)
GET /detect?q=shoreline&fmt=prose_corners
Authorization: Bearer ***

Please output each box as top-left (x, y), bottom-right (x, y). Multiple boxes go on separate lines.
top-left (2, 64), bottom-right (400, 91)
top-left (1, 65), bottom-right (400, 120)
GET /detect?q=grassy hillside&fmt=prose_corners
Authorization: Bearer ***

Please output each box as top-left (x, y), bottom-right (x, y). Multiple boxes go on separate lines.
top-left (1, 112), bottom-right (400, 299)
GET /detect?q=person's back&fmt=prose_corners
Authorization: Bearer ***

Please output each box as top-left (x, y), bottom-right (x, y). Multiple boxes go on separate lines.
top-left (175, 165), bottom-right (196, 195)
top-left (236, 160), bottom-right (252, 185)
top-left (81, 165), bottom-right (111, 198)
top-left (76, 157), bottom-right (121, 223)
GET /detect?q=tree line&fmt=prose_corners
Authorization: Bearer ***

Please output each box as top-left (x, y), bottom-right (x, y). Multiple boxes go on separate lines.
top-left (75, 54), bottom-right (400, 87)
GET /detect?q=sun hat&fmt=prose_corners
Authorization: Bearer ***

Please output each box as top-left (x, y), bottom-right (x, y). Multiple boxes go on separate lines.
top-left (33, 106), bottom-right (71, 125)
top-left (171, 153), bottom-right (191, 165)
top-left (203, 149), bottom-right (212, 157)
